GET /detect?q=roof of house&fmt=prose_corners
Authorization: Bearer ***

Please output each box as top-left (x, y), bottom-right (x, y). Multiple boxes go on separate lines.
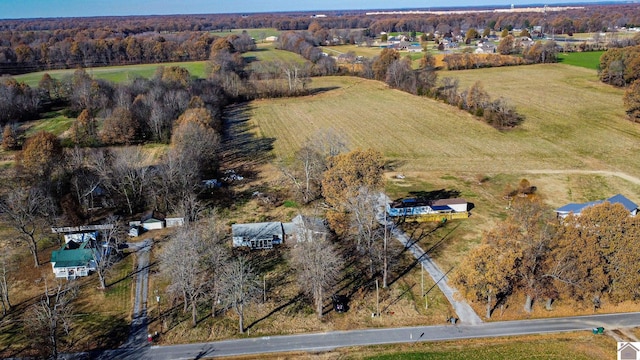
top-left (390, 197), bottom-right (467, 209)
top-left (51, 247), bottom-right (93, 268)
top-left (232, 222), bottom-right (284, 239)
top-left (142, 210), bottom-right (165, 223)
top-left (555, 194), bottom-right (638, 215)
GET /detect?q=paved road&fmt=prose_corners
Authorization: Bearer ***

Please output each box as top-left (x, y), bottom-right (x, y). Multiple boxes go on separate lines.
top-left (139, 312), bottom-right (640, 359)
top-left (377, 194), bottom-right (483, 325)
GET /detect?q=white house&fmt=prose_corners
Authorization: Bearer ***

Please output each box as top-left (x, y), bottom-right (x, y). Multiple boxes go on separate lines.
top-left (387, 197), bottom-right (468, 217)
top-left (51, 233), bottom-right (100, 279)
top-left (232, 215), bottom-right (328, 249)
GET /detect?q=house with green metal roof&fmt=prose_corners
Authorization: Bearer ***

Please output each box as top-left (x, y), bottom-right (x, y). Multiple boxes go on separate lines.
top-left (50, 239), bottom-right (97, 279)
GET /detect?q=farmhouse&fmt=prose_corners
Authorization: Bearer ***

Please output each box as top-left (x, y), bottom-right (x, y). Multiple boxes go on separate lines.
top-left (232, 221), bottom-right (286, 249)
top-left (232, 215), bottom-right (328, 249)
top-left (387, 197), bottom-right (468, 218)
top-left (50, 231), bottom-right (100, 279)
top-left (555, 194), bottom-right (638, 219)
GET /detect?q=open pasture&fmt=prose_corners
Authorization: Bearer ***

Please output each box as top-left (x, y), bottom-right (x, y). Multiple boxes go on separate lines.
top-left (250, 66), bottom-right (636, 177)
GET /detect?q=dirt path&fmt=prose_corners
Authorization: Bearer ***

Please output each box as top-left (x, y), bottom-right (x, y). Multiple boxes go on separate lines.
top-left (524, 169), bottom-right (640, 185)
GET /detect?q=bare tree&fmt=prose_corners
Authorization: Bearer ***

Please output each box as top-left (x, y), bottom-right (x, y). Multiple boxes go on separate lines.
top-left (161, 220), bottom-right (227, 327)
top-left (25, 280), bottom-right (77, 360)
top-left (292, 236), bottom-right (342, 318)
top-left (346, 186), bottom-right (385, 281)
top-left (92, 216), bottom-right (124, 290)
top-left (93, 147), bottom-right (152, 215)
top-left (0, 248), bottom-right (13, 315)
top-left (280, 145), bottom-right (325, 204)
top-left (309, 128), bottom-right (349, 159)
top-left (219, 256), bottom-right (260, 333)
top-left (0, 186), bottom-right (56, 267)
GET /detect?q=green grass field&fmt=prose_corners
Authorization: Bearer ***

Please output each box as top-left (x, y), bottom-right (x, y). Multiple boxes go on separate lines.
top-left (13, 61), bottom-right (208, 86)
top-left (557, 51), bottom-right (604, 70)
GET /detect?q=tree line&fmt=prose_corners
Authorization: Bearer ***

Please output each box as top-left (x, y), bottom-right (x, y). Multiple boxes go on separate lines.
top-left (597, 33), bottom-right (640, 123)
top-left (453, 196), bottom-right (640, 318)
top-left (2, 4), bottom-right (640, 75)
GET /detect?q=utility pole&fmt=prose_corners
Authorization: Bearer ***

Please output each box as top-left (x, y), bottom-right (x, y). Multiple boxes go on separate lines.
top-left (263, 275), bottom-right (266, 303)
top-left (376, 279), bottom-right (380, 317)
top-left (421, 264), bottom-right (424, 298)
top-left (383, 214), bottom-right (388, 288)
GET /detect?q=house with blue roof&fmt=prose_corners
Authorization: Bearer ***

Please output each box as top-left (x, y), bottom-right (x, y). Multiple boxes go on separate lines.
top-left (555, 194), bottom-right (638, 219)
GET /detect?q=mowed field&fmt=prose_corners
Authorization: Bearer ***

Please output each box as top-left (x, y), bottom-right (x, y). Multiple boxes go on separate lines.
top-left (247, 65), bottom-right (640, 259)
top-left (13, 61), bottom-right (208, 87)
top-left (250, 66), bottom-right (637, 177)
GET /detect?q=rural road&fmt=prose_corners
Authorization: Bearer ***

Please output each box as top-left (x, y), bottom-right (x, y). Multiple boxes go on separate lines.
top-left (137, 312), bottom-right (640, 359)
top-left (125, 238), bottom-right (153, 347)
top-left (377, 194), bottom-right (483, 325)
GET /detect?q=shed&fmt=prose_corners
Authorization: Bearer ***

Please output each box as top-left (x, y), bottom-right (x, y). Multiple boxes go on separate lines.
top-left (141, 211), bottom-right (165, 231)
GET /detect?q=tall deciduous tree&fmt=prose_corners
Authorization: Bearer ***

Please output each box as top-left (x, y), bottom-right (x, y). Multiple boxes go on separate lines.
top-left (26, 281), bottom-right (77, 360)
top-left (345, 186), bottom-right (384, 280)
top-left (70, 109), bottom-right (97, 146)
top-left (101, 107), bottom-right (138, 145)
top-left (623, 79), bottom-right (640, 123)
top-left (497, 35), bottom-right (514, 55)
top-left (292, 235), bottom-right (342, 318)
top-left (161, 223), bottom-right (226, 327)
top-left (453, 243), bottom-right (517, 319)
top-left (19, 131), bottom-right (62, 180)
top-left (220, 256), bottom-right (260, 333)
top-left (2, 124), bottom-right (19, 151)
top-left (372, 48), bottom-right (400, 81)
top-left (0, 186), bottom-right (56, 267)
top-left (322, 149), bottom-right (385, 236)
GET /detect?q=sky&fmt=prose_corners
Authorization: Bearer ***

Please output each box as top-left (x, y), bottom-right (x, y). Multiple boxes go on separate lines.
top-left (0, 0), bottom-right (625, 19)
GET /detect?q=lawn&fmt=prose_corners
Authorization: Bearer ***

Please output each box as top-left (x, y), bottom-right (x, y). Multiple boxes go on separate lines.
top-left (243, 42), bottom-right (307, 69)
top-left (357, 332), bottom-right (616, 360)
top-left (557, 51), bottom-right (604, 70)
top-left (24, 108), bottom-right (75, 136)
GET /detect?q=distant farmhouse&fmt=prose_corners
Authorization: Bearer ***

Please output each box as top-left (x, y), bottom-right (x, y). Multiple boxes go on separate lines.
top-left (555, 194), bottom-right (638, 219)
top-left (387, 197), bottom-right (469, 221)
top-left (232, 214), bottom-right (328, 250)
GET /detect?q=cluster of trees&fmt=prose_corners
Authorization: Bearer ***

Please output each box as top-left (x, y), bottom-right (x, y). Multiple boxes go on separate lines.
top-left (0, 77), bottom-right (43, 125)
top-left (282, 144), bottom-right (396, 289)
top-left (453, 197), bottom-right (640, 318)
top-left (599, 44), bottom-right (640, 87)
top-left (443, 53), bottom-right (527, 70)
top-left (598, 38), bottom-right (640, 123)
